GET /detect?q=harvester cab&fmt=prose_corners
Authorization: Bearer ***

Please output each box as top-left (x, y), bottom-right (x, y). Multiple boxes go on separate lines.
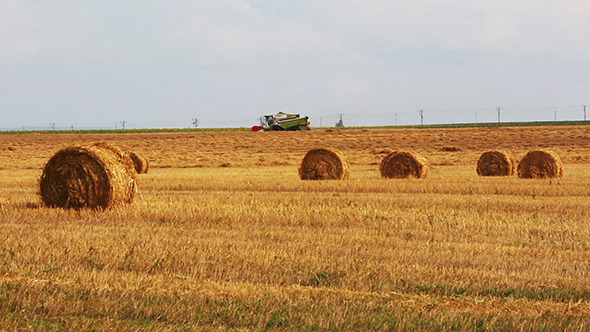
top-left (252, 112), bottom-right (311, 131)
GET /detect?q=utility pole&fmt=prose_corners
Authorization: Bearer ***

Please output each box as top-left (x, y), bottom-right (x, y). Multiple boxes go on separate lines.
top-left (50, 123), bottom-right (56, 130)
top-left (419, 110), bottom-right (424, 125)
top-left (395, 113), bottom-right (398, 126)
top-left (554, 111), bottom-right (557, 122)
top-left (120, 120), bottom-right (126, 130)
top-left (496, 107), bottom-right (501, 123)
top-left (335, 113), bottom-right (344, 127)
top-left (192, 118), bottom-right (199, 128)
top-left (584, 105), bottom-right (587, 121)
top-left (320, 117), bottom-right (322, 127)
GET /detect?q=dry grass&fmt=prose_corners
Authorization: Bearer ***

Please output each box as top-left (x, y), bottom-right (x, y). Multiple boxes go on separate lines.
top-left (2, 126), bottom-right (590, 330)
top-left (2, 125), bottom-right (590, 170)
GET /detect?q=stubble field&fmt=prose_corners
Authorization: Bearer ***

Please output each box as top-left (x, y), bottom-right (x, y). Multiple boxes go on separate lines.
top-left (2, 126), bottom-right (590, 330)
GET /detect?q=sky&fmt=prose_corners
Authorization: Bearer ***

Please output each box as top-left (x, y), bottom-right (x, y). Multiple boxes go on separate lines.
top-left (1, 1), bottom-right (590, 129)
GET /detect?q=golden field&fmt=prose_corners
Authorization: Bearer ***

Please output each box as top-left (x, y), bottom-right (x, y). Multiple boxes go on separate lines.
top-left (1, 126), bottom-right (590, 330)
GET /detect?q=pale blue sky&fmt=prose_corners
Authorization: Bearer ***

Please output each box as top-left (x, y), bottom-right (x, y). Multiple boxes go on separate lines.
top-left (1, 1), bottom-right (589, 129)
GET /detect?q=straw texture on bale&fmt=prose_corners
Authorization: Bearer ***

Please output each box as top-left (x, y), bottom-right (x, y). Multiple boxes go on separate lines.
top-left (476, 150), bottom-right (515, 176)
top-left (40, 143), bottom-right (137, 209)
top-left (517, 150), bottom-right (563, 179)
top-left (90, 142), bottom-right (137, 172)
top-left (380, 151), bottom-right (428, 179)
top-left (129, 151), bottom-right (149, 174)
top-left (299, 148), bottom-right (350, 180)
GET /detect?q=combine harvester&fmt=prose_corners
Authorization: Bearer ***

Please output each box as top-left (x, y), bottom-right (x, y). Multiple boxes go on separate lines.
top-left (252, 112), bottom-right (311, 131)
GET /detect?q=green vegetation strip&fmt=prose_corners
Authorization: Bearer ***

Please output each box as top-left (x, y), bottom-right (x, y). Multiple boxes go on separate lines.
top-left (2, 120), bottom-right (590, 134)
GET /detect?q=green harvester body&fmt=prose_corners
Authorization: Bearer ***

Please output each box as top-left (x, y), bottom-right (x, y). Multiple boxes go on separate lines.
top-left (264, 112), bottom-right (311, 131)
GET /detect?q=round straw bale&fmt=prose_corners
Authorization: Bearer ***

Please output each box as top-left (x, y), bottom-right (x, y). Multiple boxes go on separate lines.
top-left (476, 150), bottom-right (515, 176)
top-left (517, 150), bottom-right (563, 179)
top-left (40, 143), bottom-right (137, 209)
top-left (380, 151), bottom-right (428, 179)
top-left (299, 148), bottom-right (350, 180)
top-left (90, 141), bottom-right (136, 170)
top-left (129, 151), bottom-right (149, 174)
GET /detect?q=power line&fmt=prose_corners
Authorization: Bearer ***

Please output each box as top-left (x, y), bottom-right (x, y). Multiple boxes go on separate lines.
top-left (4, 104), bottom-right (589, 130)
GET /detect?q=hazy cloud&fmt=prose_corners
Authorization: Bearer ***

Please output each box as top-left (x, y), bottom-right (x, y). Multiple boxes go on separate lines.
top-left (1, 1), bottom-right (589, 128)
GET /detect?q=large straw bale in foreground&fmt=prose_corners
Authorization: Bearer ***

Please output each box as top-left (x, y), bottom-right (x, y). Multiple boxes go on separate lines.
top-left (129, 151), bottom-right (149, 174)
top-left (299, 148), bottom-right (350, 180)
top-left (380, 151), bottom-right (428, 179)
top-left (477, 150), bottom-right (515, 176)
top-left (517, 150), bottom-right (563, 179)
top-left (40, 143), bottom-right (137, 209)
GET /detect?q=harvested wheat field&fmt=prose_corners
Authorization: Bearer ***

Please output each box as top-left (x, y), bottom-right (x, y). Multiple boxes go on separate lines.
top-left (2, 125), bottom-right (590, 330)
